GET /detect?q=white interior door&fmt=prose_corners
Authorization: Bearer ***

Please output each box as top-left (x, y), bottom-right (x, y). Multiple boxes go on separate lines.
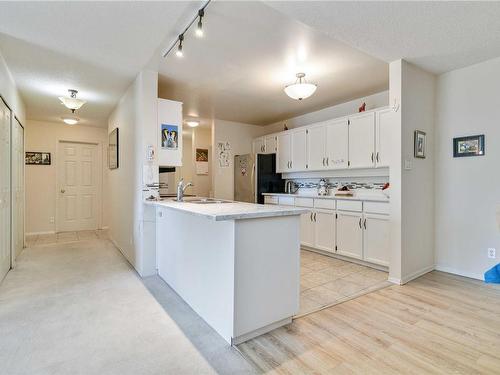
top-left (0, 99), bottom-right (11, 280)
top-left (57, 142), bottom-right (100, 232)
top-left (12, 119), bottom-right (24, 259)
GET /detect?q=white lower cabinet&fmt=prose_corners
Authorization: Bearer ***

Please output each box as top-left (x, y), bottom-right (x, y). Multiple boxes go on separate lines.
top-left (300, 212), bottom-right (315, 248)
top-left (300, 209), bottom-right (335, 252)
top-left (363, 213), bottom-right (390, 266)
top-left (336, 211), bottom-right (363, 259)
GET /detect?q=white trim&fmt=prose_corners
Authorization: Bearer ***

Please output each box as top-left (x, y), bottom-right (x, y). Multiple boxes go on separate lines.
top-left (26, 231), bottom-right (56, 236)
top-left (231, 317), bottom-right (292, 345)
top-left (401, 264), bottom-right (435, 284)
top-left (434, 265), bottom-right (483, 281)
top-left (387, 276), bottom-right (401, 285)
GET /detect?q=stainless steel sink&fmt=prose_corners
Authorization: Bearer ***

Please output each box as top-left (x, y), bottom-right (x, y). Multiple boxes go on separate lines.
top-left (171, 197), bottom-right (230, 204)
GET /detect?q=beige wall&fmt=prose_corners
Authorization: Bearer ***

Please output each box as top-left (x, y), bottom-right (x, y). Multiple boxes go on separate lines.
top-left (25, 120), bottom-right (108, 234)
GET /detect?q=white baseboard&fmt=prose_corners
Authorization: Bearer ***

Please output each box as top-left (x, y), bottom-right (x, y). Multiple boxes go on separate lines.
top-left (26, 231), bottom-right (56, 236)
top-left (434, 265), bottom-right (484, 281)
top-left (387, 276), bottom-right (402, 285)
top-left (388, 264), bottom-right (435, 285)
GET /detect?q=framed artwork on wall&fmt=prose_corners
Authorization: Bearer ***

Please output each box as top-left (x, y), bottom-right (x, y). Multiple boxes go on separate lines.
top-left (161, 124), bottom-right (178, 150)
top-left (109, 127), bottom-right (119, 169)
top-left (453, 134), bottom-right (485, 158)
top-left (25, 152), bottom-right (51, 165)
top-left (414, 130), bottom-right (426, 159)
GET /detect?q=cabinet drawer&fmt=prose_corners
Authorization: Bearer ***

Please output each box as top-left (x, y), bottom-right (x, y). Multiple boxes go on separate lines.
top-left (364, 201), bottom-right (389, 215)
top-left (314, 198), bottom-right (335, 210)
top-left (295, 197), bottom-right (314, 208)
top-left (278, 196), bottom-right (295, 206)
top-left (336, 200), bottom-right (362, 212)
top-left (264, 196), bottom-right (278, 205)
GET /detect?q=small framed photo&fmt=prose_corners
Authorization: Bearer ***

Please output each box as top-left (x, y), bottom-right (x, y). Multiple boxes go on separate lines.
top-left (109, 127), bottom-right (119, 169)
top-left (414, 130), bottom-right (426, 159)
top-left (453, 135), bottom-right (485, 158)
top-left (25, 152), bottom-right (51, 165)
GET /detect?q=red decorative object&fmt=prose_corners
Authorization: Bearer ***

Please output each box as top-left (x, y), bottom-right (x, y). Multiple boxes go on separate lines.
top-left (358, 102), bottom-right (366, 112)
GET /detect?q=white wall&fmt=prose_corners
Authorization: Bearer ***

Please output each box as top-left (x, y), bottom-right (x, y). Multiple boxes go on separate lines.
top-left (192, 128), bottom-right (212, 197)
top-left (212, 119), bottom-right (267, 200)
top-left (435, 57), bottom-right (500, 280)
top-left (107, 70), bottom-right (158, 276)
top-left (0, 51), bottom-right (25, 124)
top-left (389, 60), bottom-right (436, 284)
top-left (264, 91), bottom-right (388, 133)
top-left (25, 120), bottom-right (108, 234)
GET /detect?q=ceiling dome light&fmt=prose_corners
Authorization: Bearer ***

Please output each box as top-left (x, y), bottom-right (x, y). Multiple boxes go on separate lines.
top-left (195, 9), bottom-right (204, 37)
top-left (58, 89), bottom-right (86, 113)
top-left (186, 120), bottom-right (200, 128)
top-left (176, 34), bottom-right (184, 57)
top-left (61, 116), bottom-right (79, 125)
top-left (284, 73), bottom-right (317, 100)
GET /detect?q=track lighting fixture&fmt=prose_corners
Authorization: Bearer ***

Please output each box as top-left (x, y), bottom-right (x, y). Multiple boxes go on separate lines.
top-left (176, 34), bottom-right (184, 57)
top-left (196, 9), bottom-right (204, 37)
top-left (162, 0), bottom-right (211, 59)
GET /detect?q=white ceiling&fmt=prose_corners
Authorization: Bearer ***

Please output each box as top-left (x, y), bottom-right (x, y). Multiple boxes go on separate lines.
top-left (158, 1), bottom-right (389, 126)
top-left (0, 1), bottom-right (203, 127)
top-left (265, 1), bottom-right (500, 74)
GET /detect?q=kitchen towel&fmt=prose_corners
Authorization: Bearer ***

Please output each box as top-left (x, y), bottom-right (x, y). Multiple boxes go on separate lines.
top-left (484, 263), bottom-right (500, 283)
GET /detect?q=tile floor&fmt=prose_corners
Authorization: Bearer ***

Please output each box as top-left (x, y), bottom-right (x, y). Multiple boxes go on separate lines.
top-left (298, 249), bottom-right (390, 315)
top-left (26, 229), bottom-right (109, 247)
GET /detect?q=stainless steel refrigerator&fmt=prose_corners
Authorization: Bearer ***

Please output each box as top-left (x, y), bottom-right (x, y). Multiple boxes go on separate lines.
top-left (234, 153), bottom-right (284, 203)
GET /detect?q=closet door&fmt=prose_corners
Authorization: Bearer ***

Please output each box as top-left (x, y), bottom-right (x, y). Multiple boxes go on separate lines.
top-left (12, 119), bottom-right (24, 258)
top-left (0, 99), bottom-right (11, 280)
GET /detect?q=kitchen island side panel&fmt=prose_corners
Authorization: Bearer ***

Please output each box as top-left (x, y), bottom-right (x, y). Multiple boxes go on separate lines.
top-left (156, 207), bottom-right (235, 342)
top-left (233, 215), bottom-right (301, 339)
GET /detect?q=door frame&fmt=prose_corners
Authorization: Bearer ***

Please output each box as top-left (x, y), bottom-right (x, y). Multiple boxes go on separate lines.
top-left (55, 139), bottom-right (103, 233)
top-left (11, 116), bottom-right (24, 269)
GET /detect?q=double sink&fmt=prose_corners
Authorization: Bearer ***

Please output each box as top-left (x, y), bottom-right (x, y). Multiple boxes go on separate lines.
top-left (171, 197), bottom-right (230, 204)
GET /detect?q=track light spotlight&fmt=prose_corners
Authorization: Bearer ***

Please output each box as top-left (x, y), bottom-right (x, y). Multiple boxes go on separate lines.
top-left (196, 9), bottom-right (204, 37)
top-left (176, 34), bottom-right (184, 57)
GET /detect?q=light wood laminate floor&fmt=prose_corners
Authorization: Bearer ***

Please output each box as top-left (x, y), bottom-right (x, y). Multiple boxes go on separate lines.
top-left (239, 271), bottom-right (500, 374)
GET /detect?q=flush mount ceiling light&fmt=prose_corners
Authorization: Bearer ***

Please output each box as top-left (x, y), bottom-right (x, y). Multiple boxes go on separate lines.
top-left (61, 116), bottom-right (79, 125)
top-left (284, 73), bottom-right (317, 100)
top-left (185, 120), bottom-right (200, 128)
top-left (58, 89), bottom-right (86, 113)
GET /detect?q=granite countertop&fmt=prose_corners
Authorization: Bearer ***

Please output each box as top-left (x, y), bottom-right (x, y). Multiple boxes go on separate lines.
top-left (262, 192), bottom-right (390, 203)
top-left (145, 198), bottom-right (309, 221)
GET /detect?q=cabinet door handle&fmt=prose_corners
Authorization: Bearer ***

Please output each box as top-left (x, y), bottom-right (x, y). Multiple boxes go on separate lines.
top-left (371, 152), bottom-right (374, 163)
top-left (364, 218), bottom-right (367, 229)
top-left (326, 157), bottom-right (329, 166)
top-left (359, 218), bottom-right (362, 228)
top-left (376, 152), bottom-right (379, 162)
top-left (310, 212), bottom-right (313, 222)
top-left (314, 212), bottom-right (317, 222)
top-left (290, 161), bottom-right (292, 169)
top-left (322, 157), bottom-right (325, 166)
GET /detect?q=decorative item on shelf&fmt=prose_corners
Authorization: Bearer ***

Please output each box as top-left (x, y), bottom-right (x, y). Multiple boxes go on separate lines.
top-left (283, 123), bottom-right (288, 131)
top-left (358, 102), bottom-right (366, 112)
top-left (25, 152), bottom-right (51, 165)
top-left (108, 128), bottom-right (119, 169)
top-left (382, 182), bottom-right (390, 198)
top-left (317, 178), bottom-right (329, 196)
top-left (414, 130), bottom-right (426, 158)
top-left (453, 134), bottom-right (485, 158)
top-left (335, 185), bottom-right (353, 197)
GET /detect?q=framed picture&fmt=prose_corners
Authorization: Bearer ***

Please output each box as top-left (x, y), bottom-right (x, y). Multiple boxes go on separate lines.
top-left (161, 124), bottom-right (178, 150)
top-left (453, 135), bottom-right (485, 157)
top-left (414, 130), bottom-right (426, 159)
top-left (25, 152), bottom-right (51, 165)
top-left (195, 148), bottom-right (209, 175)
top-left (109, 128), bottom-right (119, 169)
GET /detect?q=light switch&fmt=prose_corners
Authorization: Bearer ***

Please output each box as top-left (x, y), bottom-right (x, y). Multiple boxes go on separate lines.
top-left (404, 158), bottom-right (412, 170)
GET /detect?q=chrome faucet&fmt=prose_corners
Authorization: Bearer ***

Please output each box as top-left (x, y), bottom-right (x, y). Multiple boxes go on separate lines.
top-left (285, 180), bottom-right (297, 194)
top-left (176, 179), bottom-right (194, 201)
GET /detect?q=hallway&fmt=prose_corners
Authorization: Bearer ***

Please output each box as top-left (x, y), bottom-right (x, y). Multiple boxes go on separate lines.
top-left (0, 237), bottom-right (254, 375)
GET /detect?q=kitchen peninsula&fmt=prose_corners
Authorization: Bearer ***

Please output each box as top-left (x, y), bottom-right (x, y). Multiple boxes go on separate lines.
top-left (146, 198), bottom-right (308, 345)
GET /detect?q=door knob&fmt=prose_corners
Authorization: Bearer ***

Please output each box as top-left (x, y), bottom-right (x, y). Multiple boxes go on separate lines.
top-left (60, 189), bottom-right (65, 193)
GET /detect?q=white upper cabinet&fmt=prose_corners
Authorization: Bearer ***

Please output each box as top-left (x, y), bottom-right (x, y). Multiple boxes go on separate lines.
top-left (348, 112), bottom-right (375, 169)
top-left (307, 125), bottom-right (326, 171)
top-left (375, 108), bottom-right (392, 168)
top-left (291, 129), bottom-right (307, 171)
top-left (276, 133), bottom-right (291, 172)
top-left (158, 99), bottom-right (183, 167)
top-left (264, 135), bottom-right (277, 154)
top-left (253, 137), bottom-right (264, 154)
top-left (325, 118), bottom-right (349, 169)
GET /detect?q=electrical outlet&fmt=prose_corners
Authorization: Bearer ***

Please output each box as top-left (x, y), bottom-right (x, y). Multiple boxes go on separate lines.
top-left (49, 217), bottom-right (55, 223)
top-left (488, 248), bottom-right (496, 259)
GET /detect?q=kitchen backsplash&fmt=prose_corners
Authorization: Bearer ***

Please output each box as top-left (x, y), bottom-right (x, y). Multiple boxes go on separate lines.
top-left (287, 177), bottom-right (388, 190)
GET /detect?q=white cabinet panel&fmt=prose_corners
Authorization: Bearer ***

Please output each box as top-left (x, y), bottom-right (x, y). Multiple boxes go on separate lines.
top-left (253, 137), bottom-right (264, 154)
top-left (300, 212), bottom-right (315, 248)
top-left (264, 135), bottom-right (277, 154)
top-left (348, 112), bottom-right (375, 169)
top-left (314, 210), bottom-right (335, 253)
top-left (276, 133), bottom-right (291, 172)
top-left (307, 126), bottom-right (326, 171)
top-left (264, 196), bottom-right (278, 205)
top-left (375, 108), bottom-right (393, 168)
top-left (291, 129), bottom-right (307, 171)
top-left (325, 118), bottom-right (348, 169)
top-left (336, 211), bottom-right (363, 259)
top-left (278, 196), bottom-right (295, 206)
top-left (363, 213), bottom-right (390, 266)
